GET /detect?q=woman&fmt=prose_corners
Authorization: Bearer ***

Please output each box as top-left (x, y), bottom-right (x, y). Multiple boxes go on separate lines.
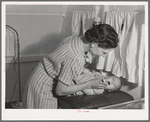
top-left (22, 24), bottom-right (119, 109)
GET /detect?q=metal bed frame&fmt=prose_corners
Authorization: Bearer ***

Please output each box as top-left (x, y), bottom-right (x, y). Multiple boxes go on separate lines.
top-left (6, 25), bottom-right (21, 102)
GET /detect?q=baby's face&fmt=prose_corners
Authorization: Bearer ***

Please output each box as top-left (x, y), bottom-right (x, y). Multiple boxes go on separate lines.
top-left (102, 76), bottom-right (121, 92)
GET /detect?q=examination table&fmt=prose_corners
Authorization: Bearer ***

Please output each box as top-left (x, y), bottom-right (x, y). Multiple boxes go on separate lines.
top-left (58, 91), bottom-right (134, 109)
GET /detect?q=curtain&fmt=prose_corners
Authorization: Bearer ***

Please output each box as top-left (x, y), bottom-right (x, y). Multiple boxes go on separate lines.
top-left (72, 11), bottom-right (83, 35)
top-left (98, 11), bottom-right (145, 86)
top-left (82, 11), bottom-right (95, 34)
top-left (71, 11), bottom-right (145, 86)
top-left (71, 11), bottom-right (97, 36)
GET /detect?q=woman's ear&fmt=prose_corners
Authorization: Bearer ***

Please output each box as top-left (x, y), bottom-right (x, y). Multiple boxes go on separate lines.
top-left (91, 43), bottom-right (97, 48)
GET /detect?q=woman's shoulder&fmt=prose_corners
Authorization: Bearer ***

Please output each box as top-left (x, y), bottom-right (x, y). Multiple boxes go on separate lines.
top-left (70, 35), bottom-right (84, 53)
top-left (58, 35), bottom-right (80, 47)
top-left (71, 35), bottom-right (83, 42)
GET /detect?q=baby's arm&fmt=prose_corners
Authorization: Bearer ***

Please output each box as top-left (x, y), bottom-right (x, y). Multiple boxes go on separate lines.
top-left (74, 70), bottom-right (105, 95)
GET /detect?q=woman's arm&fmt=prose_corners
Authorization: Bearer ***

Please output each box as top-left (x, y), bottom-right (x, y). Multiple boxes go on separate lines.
top-left (74, 73), bottom-right (105, 95)
top-left (55, 78), bottom-right (106, 96)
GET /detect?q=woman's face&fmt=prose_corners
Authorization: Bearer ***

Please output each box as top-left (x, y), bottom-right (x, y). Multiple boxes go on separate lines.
top-left (89, 43), bottom-right (113, 57)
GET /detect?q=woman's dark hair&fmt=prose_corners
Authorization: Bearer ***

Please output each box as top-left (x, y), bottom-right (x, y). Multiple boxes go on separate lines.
top-left (85, 24), bottom-right (119, 49)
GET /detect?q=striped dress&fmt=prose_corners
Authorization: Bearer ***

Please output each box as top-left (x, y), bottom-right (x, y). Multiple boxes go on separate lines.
top-left (22, 35), bottom-right (86, 109)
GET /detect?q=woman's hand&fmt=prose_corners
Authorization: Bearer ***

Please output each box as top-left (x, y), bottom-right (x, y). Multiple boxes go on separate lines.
top-left (90, 78), bottom-right (106, 89)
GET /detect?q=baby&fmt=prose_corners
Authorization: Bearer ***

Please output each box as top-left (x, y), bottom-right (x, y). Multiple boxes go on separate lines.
top-left (74, 68), bottom-right (122, 95)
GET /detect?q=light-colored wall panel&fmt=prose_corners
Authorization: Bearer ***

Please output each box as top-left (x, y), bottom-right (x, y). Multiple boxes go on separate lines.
top-left (6, 5), bottom-right (65, 14)
top-left (106, 5), bottom-right (144, 12)
top-left (6, 15), bottom-right (63, 57)
top-left (5, 5), bottom-right (67, 102)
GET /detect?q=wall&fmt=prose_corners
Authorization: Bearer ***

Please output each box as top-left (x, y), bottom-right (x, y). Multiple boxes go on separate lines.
top-left (6, 5), bottom-right (67, 60)
top-left (6, 62), bottom-right (38, 102)
top-left (6, 5), bottom-right (69, 102)
top-left (105, 5), bottom-right (144, 12)
top-left (6, 5), bottom-right (84, 102)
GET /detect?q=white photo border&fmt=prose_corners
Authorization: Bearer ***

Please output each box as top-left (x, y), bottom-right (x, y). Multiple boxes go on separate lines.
top-left (1, 1), bottom-right (149, 121)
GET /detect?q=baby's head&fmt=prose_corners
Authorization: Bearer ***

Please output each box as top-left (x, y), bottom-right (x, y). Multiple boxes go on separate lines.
top-left (102, 75), bottom-right (122, 92)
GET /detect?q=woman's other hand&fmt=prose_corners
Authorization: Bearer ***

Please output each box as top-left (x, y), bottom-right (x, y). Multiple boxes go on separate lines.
top-left (85, 52), bottom-right (94, 63)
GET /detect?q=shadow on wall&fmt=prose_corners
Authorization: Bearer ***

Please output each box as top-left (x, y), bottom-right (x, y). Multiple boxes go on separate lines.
top-left (121, 77), bottom-right (144, 99)
top-left (121, 77), bottom-right (139, 90)
top-left (60, 11), bottom-right (72, 40)
top-left (21, 33), bottom-right (61, 56)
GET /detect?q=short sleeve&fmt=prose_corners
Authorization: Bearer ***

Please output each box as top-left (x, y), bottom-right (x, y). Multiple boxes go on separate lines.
top-left (58, 59), bottom-right (74, 86)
